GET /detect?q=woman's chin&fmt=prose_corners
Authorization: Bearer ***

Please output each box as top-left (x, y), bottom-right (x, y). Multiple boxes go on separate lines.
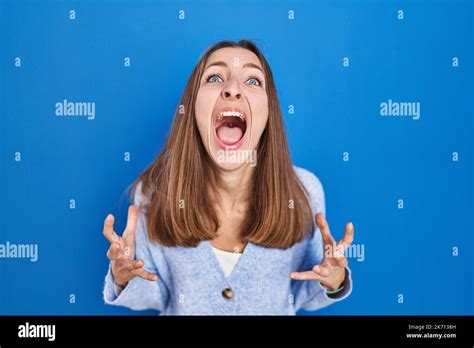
top-left (211, 147), bottom-right (248, 170)
top-left (215, 160), bottom-right (246, 171)
top-left (208, 134), bottom-right (257, 170)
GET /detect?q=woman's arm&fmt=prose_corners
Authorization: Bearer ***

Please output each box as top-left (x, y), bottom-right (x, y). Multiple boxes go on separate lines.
top-left (291, 167), bottom-right (353, 312)
top-left (102, 182), bottom-right (170, 312)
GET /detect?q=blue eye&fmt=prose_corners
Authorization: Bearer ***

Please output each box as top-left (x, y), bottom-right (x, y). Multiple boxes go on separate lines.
top-left (205, 74), bottom-right (263, 86)
top-left (207, 74), bottom-right (223, 83)
top-left (247, 76), bottom-right (262, 86)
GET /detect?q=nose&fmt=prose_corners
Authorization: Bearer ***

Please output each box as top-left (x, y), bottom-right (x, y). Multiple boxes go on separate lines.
top-left (221, 77), bottom-right (242, 101)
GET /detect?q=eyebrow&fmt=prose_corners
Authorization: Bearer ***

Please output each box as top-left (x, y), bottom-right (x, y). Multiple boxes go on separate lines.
top-left (204, 61), bottom-right (265, 75)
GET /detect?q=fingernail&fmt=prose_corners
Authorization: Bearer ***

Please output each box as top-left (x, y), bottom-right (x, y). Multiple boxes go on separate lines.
top-left (349, 222), bottom-right (354, 229)
top-left (106, 214), bottom-right (112, 222)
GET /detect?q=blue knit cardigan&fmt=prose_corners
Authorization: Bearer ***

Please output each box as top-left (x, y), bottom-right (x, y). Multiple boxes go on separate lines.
top-left (103, 166), bottom-right (352, 315)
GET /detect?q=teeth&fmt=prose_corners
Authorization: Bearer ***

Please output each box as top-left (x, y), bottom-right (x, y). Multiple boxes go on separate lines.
top-left (217, 110), bottom-right (246, 122)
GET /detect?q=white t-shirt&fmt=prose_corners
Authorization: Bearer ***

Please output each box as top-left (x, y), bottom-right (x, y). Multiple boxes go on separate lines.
top-left (210, 245), bottom-right (242, 278)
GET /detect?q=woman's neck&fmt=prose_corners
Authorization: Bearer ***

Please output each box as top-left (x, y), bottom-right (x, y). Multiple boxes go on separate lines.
top-left (214, 164), bottom-right (253, 213)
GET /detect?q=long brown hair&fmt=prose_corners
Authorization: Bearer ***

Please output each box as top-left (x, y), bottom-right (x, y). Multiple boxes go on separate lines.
top-left (129, 39), bottom-right (314, 249)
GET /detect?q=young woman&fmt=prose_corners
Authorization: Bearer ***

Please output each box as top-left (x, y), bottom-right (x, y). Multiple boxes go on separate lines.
top-left (102, 39), bottom-right (355, 315)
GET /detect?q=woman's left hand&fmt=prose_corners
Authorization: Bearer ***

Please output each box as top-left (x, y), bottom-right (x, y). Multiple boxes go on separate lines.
top-left (290, 213), bottom-right (354, 291)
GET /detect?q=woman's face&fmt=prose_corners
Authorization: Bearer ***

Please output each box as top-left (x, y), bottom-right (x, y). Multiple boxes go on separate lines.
top-left (195, 47), bottom-right (268, 170)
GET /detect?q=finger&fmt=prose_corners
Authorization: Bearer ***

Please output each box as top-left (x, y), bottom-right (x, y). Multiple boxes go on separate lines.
top-left (315, 213), bottom-right (336, 256)
top-left (131, 259), bottom-right (144, 269)
top-left (103, 214), bottom-right (120, 244)
top-left (106, 242), bottom-right (125, 261)
top-left (324, 247), bottom-right (348, 268)
top-left (289, 271), bottom-right (326, 281)
top-left (338, 222), bottom-right (354, 250)
top-left (332, 222), bottom-right (354, 266)
top-left (312, 264), bottom-right (331, 277)
top-left (333, 243), bottom-right (347, 265)
top-left (123, 205), bottom-right (138, 247)
top-left (316, 213), bottom-right (336, 244)
top-left (335, 257), bottom-right (348, 268)
top-left (123, 259), bottom-right (144, 271)
top-left (132, 268), bottom-right (158, 281)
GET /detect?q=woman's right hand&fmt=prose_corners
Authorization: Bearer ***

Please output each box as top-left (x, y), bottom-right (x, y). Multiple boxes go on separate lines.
top-left (103, 205), bottom-right (158, 287)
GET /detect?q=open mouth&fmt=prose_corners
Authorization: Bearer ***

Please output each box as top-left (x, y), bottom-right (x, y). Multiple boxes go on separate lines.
top-left (214, 109), bottom-right (248, 149)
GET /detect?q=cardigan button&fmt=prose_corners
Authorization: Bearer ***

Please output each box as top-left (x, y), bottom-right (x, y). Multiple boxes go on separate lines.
top-left (222, 288), bottom-right (234, 300)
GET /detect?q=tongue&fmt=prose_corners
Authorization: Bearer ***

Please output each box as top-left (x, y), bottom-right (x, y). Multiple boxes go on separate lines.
top-left (217, 125), bottom-right (243, 144)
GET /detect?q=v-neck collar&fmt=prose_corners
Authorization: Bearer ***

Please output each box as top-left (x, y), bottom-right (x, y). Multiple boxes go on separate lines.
top-left (202, 240), bottom-right (253, 284)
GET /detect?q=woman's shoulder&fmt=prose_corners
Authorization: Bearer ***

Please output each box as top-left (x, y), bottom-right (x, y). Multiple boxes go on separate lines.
top-left (133, 180), bottom-right (151, 209)
top-left (293, 165), bottom-right (323, 191)
top-left (292, 165), bottom-right (325, 215)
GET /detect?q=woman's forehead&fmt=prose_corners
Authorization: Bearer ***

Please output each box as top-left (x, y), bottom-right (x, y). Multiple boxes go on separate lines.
top-left (206, 47), bottom-right (262, 68)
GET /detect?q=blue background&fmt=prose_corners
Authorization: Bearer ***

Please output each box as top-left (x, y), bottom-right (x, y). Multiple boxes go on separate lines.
top-left (0, 0), bottom-right (473, 315)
